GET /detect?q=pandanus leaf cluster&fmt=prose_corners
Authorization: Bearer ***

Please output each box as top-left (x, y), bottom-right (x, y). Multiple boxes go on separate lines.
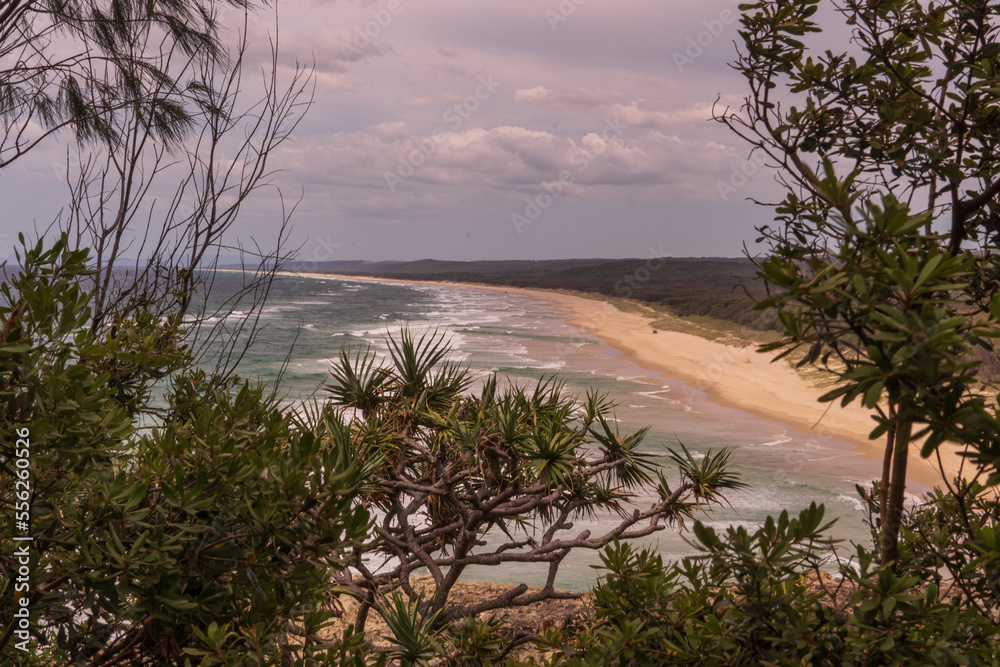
top-left (323, 329), bottom-right (744, 648)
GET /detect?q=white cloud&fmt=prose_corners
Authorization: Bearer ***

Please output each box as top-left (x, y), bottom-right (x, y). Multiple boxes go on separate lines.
top-left (602, 102), bottom-right (716, 129)
top-left (0, 0), bottom-right (773, 259)
top-left (277, 66), bottom-right (363, 94)
top-left (402, 90), bottom-right (464, 108)
top-left (514, 86), bottom-right (623, 109)
top-left (276, 121), bottom-right (748, 218)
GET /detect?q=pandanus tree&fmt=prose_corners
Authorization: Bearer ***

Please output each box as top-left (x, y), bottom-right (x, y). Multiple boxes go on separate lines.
top-left (324, 329), bottom-right (746, 653)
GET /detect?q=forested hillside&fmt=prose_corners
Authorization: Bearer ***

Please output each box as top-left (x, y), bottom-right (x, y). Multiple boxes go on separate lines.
top-left (284, 257), bottom-right (774, 330)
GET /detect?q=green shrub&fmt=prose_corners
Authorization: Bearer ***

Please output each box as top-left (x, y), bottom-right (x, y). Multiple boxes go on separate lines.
top-left (0, 237), bottom-right (371, 665)
top-left (529, 494), bottom-right (1000, 666)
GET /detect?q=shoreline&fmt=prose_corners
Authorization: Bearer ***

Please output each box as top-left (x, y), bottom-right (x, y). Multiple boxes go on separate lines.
top-left (313, 272), bottom-right (966, 490)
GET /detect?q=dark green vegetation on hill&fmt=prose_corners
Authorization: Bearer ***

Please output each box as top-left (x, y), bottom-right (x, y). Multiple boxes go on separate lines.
top-left (285, 258), bottom-right (776, 330)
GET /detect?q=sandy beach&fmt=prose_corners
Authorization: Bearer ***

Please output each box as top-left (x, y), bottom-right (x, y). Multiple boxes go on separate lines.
top-left (518, 289), bottom-right (971, 489)
top-left (320, 273), bottom-right (971, 490)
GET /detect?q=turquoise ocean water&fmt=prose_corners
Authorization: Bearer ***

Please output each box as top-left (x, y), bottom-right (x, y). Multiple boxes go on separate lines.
top-left (205, 272), bottom-right (921, 590)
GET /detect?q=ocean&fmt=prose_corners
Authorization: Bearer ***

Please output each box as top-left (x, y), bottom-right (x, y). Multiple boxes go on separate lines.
top-left (199, 271), bottom-right (904, 590)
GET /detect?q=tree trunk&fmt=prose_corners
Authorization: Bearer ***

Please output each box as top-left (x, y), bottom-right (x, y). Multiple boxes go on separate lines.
top-left (880, 416), bottom-right (912, 568)
top-left (879, 404), bottom-right (896, 527)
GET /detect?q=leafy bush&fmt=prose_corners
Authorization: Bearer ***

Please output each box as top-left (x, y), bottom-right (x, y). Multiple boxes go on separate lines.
top-left (0, 238), bottom-right (371, 665)
top-left (528, 492), bottom-right (1000, 666)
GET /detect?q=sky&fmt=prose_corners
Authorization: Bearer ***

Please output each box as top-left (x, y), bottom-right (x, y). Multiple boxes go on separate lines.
top-left (0, 0), bottom-right (785, 262)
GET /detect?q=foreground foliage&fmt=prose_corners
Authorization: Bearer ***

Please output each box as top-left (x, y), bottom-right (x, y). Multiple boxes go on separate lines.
top-left (321, 482), bottom-right (999, 665)
top-left (0, 240), bottom-right (370, 664)
top-left (0, 240), bottom-right (747, 664)
top-left (527, 491), bottom-right (1000, 666)
top-left (5, 0), bottom-right (1000, 663)
top-left (2, 239), bottom-right (998, 665)
top-left (716, 0), bottom-right (1000, 566)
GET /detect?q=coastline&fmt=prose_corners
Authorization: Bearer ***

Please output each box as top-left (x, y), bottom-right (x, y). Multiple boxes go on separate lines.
top-left (315, 272), bottom-right (967, 490)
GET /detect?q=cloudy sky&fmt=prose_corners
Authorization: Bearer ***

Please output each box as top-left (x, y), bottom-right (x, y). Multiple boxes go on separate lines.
top-left (2, 0), bottom-right (783, 261)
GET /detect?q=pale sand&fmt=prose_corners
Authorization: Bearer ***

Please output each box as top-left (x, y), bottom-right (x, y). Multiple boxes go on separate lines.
top-left (518, 289), bottom-right (972, 490)
top-left (320, 273), bottom-right (975, 491)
